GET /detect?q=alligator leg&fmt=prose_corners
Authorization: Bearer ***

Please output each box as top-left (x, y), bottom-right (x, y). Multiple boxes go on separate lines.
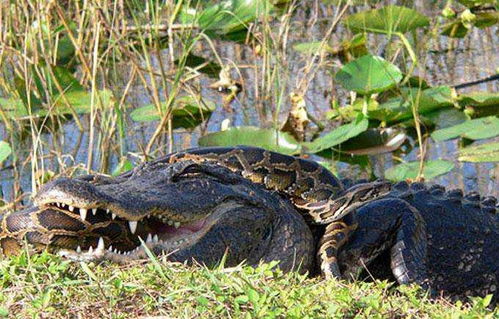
top-left (319, 198), bottom-right (430, 288)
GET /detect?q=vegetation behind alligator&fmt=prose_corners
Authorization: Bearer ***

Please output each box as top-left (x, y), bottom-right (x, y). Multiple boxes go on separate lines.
top-left (0, 146), bottom-right (497, 304)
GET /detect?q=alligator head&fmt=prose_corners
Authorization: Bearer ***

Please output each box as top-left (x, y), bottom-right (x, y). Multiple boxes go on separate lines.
top-left (0, 160), bottom-right (314, 272)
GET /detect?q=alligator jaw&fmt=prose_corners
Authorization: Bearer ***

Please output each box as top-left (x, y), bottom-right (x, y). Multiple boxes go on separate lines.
top-left (44, 203), bottom-right (227, 262)
top-left (39, 200), bottom-right (189, 235)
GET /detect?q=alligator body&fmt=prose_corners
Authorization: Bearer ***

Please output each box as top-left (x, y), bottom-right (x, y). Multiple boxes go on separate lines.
top-left (0, 146), bottom-right (497, 303)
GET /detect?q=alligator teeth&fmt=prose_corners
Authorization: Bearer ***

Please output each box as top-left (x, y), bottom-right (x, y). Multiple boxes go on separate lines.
top-left (80, 208), bottom-right (88, 221)
top-left (97, 237), bottom-right (105, 251)
top-left (174, 222), bottom-right (180, 229)
top-left (111, 213), bottom-right (117, 220)
top-left (88, 246), bottom-right (93, 253)
top-left (76, 245), bottom-right (82, 253)
top-left (146, 233), bottom-right (153, 243)
top-left (69, 205), bottom-right (75, 212)
top-left (167, 220), bottom-right (174, 226)
top-left (108, 245), bottom-right (113, 252)
top-left (128, 221), bottom-right (138, 234)
top-left (153, 234), bottom-right (159, 243)
top-left (92, 208), bottom-right (97, 215)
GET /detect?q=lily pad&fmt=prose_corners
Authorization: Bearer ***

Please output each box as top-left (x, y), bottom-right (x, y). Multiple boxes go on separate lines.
top-left (130, 96), bottom-right (216, 129)
top-left (0, 89), bottom-right (115, 118)
top-left (431, 116), bottom-right (499, 141)
top-left (335, 128), bottom-right (407, 155)
top-left (295, 34), bottom-right (368, 61)
top-left (304, 115), bottom-right (369, 153)
top-left (458, 142), bottom-right (499, 163)
top-left (458, 0), bottom-right (496, 8)
top-left (293, 41), bottom-right (334, 55)
top-left (198, 126), bottom-right (301, 155)
top-left (458, 91), bottom-right (499, 107)
top-left (442, 12), bottom-right (499, 38)
top-left (0, 141), bottom-right (12, 164)
top-left (385, 160), bottom-right (454, 181)
top-left (335, 55), bottom-right (402, 95)
top-left (344, 5), bottom-right (430, 34)
top-left (424, 108), bottom-right (468, 130)
top-left (372, 86), bottom-right (455, 123)
top-left (180, 0), bottom-right (272, 38)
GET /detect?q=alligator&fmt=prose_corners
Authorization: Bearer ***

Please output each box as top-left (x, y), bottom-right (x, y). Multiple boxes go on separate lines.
top-left (0, 146), bottom-right (497, 304)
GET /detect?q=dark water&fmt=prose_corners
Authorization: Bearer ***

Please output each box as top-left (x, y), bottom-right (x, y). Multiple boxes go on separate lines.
top-left (0, 1), bottom-right (497, 202)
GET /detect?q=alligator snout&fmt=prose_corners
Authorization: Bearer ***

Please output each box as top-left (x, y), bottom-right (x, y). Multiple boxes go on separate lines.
top-left (34, 177), bottom-right (112, 210)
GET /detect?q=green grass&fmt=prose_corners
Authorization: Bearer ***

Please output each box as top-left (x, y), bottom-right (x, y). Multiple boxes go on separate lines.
top-left (0, 252), bottom-right (496, 318)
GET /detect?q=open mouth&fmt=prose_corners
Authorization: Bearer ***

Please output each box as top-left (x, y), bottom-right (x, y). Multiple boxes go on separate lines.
top-left (43, 201), bottom-right (211, 258)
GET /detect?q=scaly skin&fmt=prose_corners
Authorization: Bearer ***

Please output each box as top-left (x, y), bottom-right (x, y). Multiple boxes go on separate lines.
top-left (0, 146), bottom-right (497, 304)
top-left (329, 182), bottom-right (498, 303)
top-left (0, 160), bottom-right (315, 273)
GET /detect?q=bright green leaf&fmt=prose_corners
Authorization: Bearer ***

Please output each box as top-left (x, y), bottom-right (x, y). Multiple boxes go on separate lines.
top-left (373, 86), bottom-right (455, 123)
top-left (344, 5), bottom-right (430, 34)
top-left (458, 142), bottom-right (499, 162)
top-left (431, 116), bottom-right (499, 141)
top-left (385, 160), bottom-right (454, 181)
top-left (0, 141), bottom-right (12, 164)
top-left (304, 116), bottom-right (369, 153)
top-left (293, 41), bottom-right (334, 55)
top-left (112, 158), bottom-right (134, 176)
top-left (130, 96), bottom-right (215, 129)
top-left (458, 0), bottom-right (496, 8)
top-left (198, 126), bottom-right (301, 155)
top-left (335, 55), bottom-right (402, 95)
top-left (458, 91), bottom-right (499, 106)
top-left (180, 0), bottom-right (273, 38)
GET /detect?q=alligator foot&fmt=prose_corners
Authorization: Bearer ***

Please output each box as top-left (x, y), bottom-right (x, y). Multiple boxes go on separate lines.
top-left (329, 198), bottom-right (429, 287)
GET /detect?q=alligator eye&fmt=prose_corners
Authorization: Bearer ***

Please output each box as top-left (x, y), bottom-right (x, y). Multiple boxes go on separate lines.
top-left (172, 164), bottom-right (205, 181)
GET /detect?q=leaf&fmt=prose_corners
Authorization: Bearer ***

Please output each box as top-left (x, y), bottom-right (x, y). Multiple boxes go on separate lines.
top-left (335, 55), bottom-right (402, 95)
top-left (0, 90), bottom-right (114, 119)
top-left (198, 126), bottom-right (301, 155)
top-left (0, 97), bottom-right (29, 118)
top-left (326, 86), bottom-right (455, 125)
top-left (180, 0), bottom-right (272, 38)
top-left (442, 12), bottom-right (499, 38)
top-left (130, 96), bottom-right (215, 129)
top-left (458, 91), bottom-right (499, 107)
top-left (344, 5), bottom-right (429, 34)
top-left (304, 115), bottom-right (369, 153)
top-left (293, 41), bottom-right (334, 55)
top-left (431, 116), bottom-right (499, 141)
top-left (176, 54), bottom-right (222, 78)
top-left (457, 0), bottom-right (496, 8)
top-left (112, 158), bottom-right (134, 176)
top-left (385, 160), bottom-right (454, 181)
top-left (49, 89), bottom-right (114, 115)
top-left (335, 128), bottom-right (407, 155)
top-left (441, 20), bottom-right (470, 38)
top-left (0, 141), bottom-right (12, 164)
top-left (458, 142), bottom-right (499, 162)
top-left (32, 65), bottom-right (84, 97)
top-left (373, 86), bottom-right (455, 123)
top-left (424, 108), bottom-right (468, 130)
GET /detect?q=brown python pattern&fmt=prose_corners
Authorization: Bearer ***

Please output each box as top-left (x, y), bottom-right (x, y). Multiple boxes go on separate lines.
top-left (158, 146), bottom-right (347, 223)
